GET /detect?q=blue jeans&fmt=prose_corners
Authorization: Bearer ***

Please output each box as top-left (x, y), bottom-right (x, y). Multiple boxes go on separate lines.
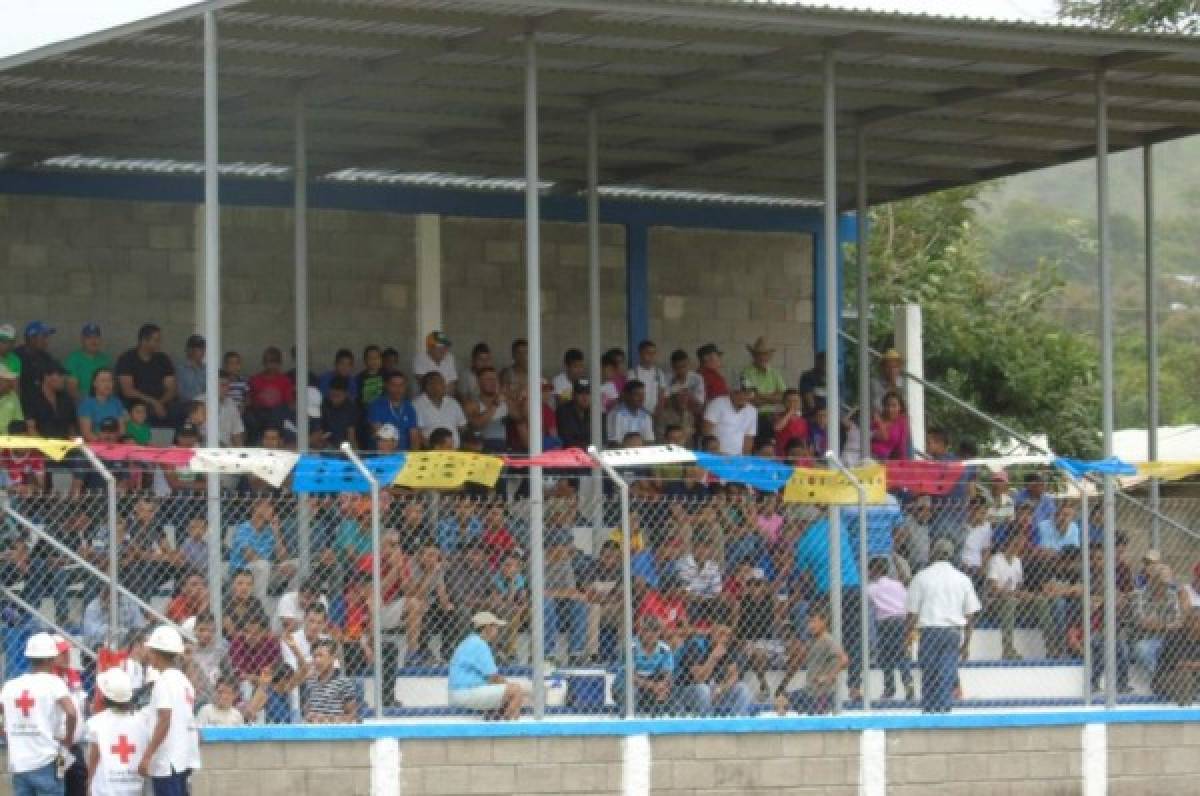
top-left (544, 598), bottom-right (587, 658)
top-left (151, 769), bottom-right (191, 796)
top-left (12, 762), bottom-right (61, 796)
top-left (1134, 637), bottom-right (1164, 679)
top-left (876, 617), bottom-right (913, 694)
top-left (1091, 636), bottom-right (1129, 691)
top-left (673, 682), bottom-right (754, 716)
top-left (918, 627), bottom-right (961, 713)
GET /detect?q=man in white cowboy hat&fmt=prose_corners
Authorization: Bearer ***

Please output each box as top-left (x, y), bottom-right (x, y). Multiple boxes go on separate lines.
top-left (871, 348), bottom-right (907, 417)
top-left (86, 668), bottom-right (151, 796)
top-left (740, 337), bottom-right (787, 441)
top-left (0, 632), bottom-right (79, 795)
top-left (447, 612), bottom-right (527, 720)
top-left (137, 626), bottom-right (199, 796)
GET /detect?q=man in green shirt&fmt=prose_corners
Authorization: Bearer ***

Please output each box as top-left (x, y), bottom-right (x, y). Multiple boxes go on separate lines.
top-left (740, 336), bottom-right (787, 440)
top-left (0, 364), bottom-right (22, 434)
top-left (64, 322), bottom-right (113, 402)
top-left (0, 324), bottom-right (19, 380)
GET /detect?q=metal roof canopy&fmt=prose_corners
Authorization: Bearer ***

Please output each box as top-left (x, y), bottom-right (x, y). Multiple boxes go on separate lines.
top-left (3, 0), bottom-right (1200, 207)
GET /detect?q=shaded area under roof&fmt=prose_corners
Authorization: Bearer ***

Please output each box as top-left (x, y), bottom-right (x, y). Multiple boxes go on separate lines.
top-left (2, 0), bottom-right (1199, 207)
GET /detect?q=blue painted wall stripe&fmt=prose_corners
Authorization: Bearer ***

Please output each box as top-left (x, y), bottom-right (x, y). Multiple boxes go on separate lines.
top-left (626, 224), bottom-right (649, 357)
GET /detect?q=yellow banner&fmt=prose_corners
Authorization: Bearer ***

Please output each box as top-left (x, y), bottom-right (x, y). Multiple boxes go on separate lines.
top-left (783, 464), bottom-right (887, 505)
top-left (394, 452), bottom-right (504, 490)
top-left (0, 436), bottom-right (77, 461)
top-left (1135, 461), bottom-right (1200, 482)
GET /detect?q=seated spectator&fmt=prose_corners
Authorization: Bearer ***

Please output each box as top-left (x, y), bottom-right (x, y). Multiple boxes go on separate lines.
top-left (1131, 562), bottom-right (1183, 683)
top-left (176, 334), bottom-right (206, 403)
top-left (543, 530), bottom-right (587, 665)
top-left (230, 498), bottom-right (297, 602)
top-left (1015, 471), bottom-right (1057, 530)
top-left (1035, 501), bottom-right (1082, 556)
top-left (492, 549), bottom-right (529, 663)
top-left (335, 494), bottom-right (374, 574)
top-left (64, 322), bottom-right (113, 403)
top-left (364, 530), bottom-right (426, 660)
top-left (985, 531), bottom-right (1053, 661)
top-left (162, 422), bottom-right (205, 493)
top-left (229, 609), bottom-right (281, 685)
top-left (703, 378), bottom-right (757, 456)
top-left (658, 380), bottom-right (698, 447)
top-left (273, 576), bottom-right (328, 636)
top-left (302, 640), bottom-right (359, 724)
top-left (188, 612), bottom-right (228, 707)
top-left (672, 623), bottom-right (753, 716)
top-left (124, 399), bottom-right (152, 445)
top-left (582, 541), bottom-right (622, 663)
top-left (25, 363), bottom-right (77, 439)
top-left (245, 346), bottom-right (294, 440)
top-left (354, 345), bottom-right (386, 419)
top-left (81, 584), bottom-right (146, 650)
top-left (870, 348), bottom-right (906, 415)
top-left (223, 569), bottom-right (266, 637)
top-left (221, 351), bottom-right (249, 410)
top-left (413, 331), bottom-right (458, 394)
top-left (427, 427), bottom-right (455, 451)
top-left (607, 379), bottom-right (655, 446)
top-left (414, 371), bottom-right (467, 448)
top-left (367, 371), bottom-right (420, 450)
top-left (479, 503), bottom-right (516, 566)
top-left (867, 557), bottom-right (914, 700)
top-left (696, 343), bottom-right (728, 404)
top-left (613, 615), bottom-right (674, 715)
top-left (773, 389), bottom-right (809, 458)
top-left (409, 542), bottom-right (455, 663)
top-left (382, 347), bottom-right (401, 373)
top-left (281, 604), bottom-right (331, 698)
top-left (120, 497), bottom-right (184, 599)
top-left (742, 337), bottom-right (787, 440)
top-left (15, 320), bottom-right (62, 410)
top-left (320, 375), bottom-right (359, 447)
top-left (986, 469), bottom-right (1015, 524)
top-left (458, 342), bottom-right (492, 403)
top-left (735, 566), bottom-right (796, 702)
top-left (462, 366), bottom-right (509, 453)
top-left (870, 390), bottom-right (910, 460)
top-left (499, 338), bottom-right (529, 398)
top-left (638, 570), bottom-right (690, 633)
top-left (241, 662), bottom-right (302, 724)
top-left (115, 323), bottom-right (177, 426)
top-left (552, 348), bottom-right (586, 406)
top-left (166, 571), bottom-right (210, 624)
top-left (195, 677), bottom-right (244, 727)
top-left (77, 367), bottom-right (125, 442)
top-left (0, 323), bottom-right (17, 379)
top-left (960, 497), bottom-right (993, 579)
top-left (630, 535), bottom-right (681, 591)
top-left (318, 349), bottom-right (357, 401)
top-left (178, 517), bottom-right (209, 576)
top-left (1042, 546), bottom-right (1085, 659)
top-left (598, 348), bottom-right (626, 413)
top-left (677, 535), bottom-right (723, 623)
top-left (776, 602), bottom-right (846, 715)
top-left (448, 611), bottom-right (526, 719)
top-left (0, 363), bottom-right (22, 436)
top-left (0, 420), bottom-right (47, 494)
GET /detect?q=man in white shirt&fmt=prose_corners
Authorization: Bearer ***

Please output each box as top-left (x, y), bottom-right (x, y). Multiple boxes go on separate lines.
top-left (905, 539), bottom-right (981, 713)
top-left (413, 371), bottom-right (468, 448)
top-left (628, 340), bottom-right (668, 415)
top-left (0, 633), bottom-right (78, 795)
top-left (138, 626), bottom-right (200, 796)
top-left (606, 380), bottom-right (655, 445)
top-left (551, 348), bottom-right (586, 407)
top-left (702, 378), bottom-right (758, 455)
top-left (412, 331), bottom-right (458, 394)
top-left (272, 577), bottom-right (328, 635)
top-left (985, 530), bottom-right (1053, 661)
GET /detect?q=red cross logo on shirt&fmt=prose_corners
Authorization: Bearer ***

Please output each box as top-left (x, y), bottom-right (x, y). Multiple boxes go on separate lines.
top-left (14, 690), bottom-right (35, 718)
top-left (111, 735), bottom-right (137, 765)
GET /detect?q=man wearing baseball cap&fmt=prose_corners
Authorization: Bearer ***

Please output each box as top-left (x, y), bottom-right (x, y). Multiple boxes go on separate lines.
top-left (64, 323), bottom-right (112, 404)
top-left (15, 321), bottom-right (62, 411)
top-left (447, 611), bottom-right (526, 719)
top-left (138, 626), bottom-right (200, 795)
top-left (0, 632), bottom-right (79, 794)
top-left (413, 330), bottom-right (458, 395)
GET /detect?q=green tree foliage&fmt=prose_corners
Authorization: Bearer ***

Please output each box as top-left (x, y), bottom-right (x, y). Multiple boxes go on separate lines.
top-left (1058, 0), bottom-right (1200, 32)
top-left (852, 188), bottom-right (1101, 456)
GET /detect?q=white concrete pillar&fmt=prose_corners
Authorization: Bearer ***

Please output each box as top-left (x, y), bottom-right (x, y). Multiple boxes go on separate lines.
top-left (192, 205), bottom-right (207, 336)
top-left (894, 303), bottom-right (925, 455)
top-left (414, 213), bottom-right (443, 350)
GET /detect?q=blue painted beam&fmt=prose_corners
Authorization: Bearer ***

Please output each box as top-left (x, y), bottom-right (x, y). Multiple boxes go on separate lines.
top-left (626, 224), bottom-right (649, 357)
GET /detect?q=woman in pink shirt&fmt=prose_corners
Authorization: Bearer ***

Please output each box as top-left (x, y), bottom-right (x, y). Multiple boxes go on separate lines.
top-left (871, 390), bottom-right (911, 460)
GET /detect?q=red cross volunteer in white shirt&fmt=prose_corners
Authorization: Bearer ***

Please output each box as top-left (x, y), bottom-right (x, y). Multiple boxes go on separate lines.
top-left (0, 633), bottom-right (79, 791)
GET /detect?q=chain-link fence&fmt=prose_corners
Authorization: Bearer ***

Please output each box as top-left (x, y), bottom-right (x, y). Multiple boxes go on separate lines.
top-left (3, 451), bottom-right (1200, 722)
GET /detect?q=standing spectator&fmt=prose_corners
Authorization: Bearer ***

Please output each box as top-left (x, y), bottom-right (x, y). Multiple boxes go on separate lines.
top-left (555, 379), bottom-right (592, 450)
top-left (867, 557), bottom-right (914, 701)
top-left (1014, 472), bottom-right (1057, 530)
top-left (696, 343), bottom-right (728, 405)
top-left (905, 538), bottom-right (981, 713)
top-left (115, 324), bottom-right (177, 427)
top-left (629, 340), bottom-right (668, 417)
top-left (583, 541), bottom-right (623, 663)
top-left (1131, 562), bottom-right (1183, 683)
top-left (166, 572), bottom-right (210, 624)
top-left (492, 549), bottom-right (528, 663)
top-left (229, 610), bottom-right (281, 686)
top-left (320, 375), bottom-right (359, 448)
top-left (464, 367), bottom-right (508, 453)
top-left (413, 372), bottom-right (467, 448)
top-left (188, 613), bottom-right (227, 708)
top-left (457, 342), bottom-right (492, 403)
top-left (552, 348), bottom-right (586, 406)
top-left (367, 371), bottom-right (420, 450)
top-left (86, 669), bottom-right (151, 792)
top-left (703, 378), bottom-right (758, 456)
top-left (672, 624), bottom-right (753, 716)
top-left (0, 323), bottom-right (20, 380)
top-left (606, 380), bottom-right (654, 446)
top-left (543, 530), bottom-right (588, 665)
top-left (15, 321), bottom-right (61, 411)
top-left (870, 348), bottom-right (906, 415)
top-left (222, 351), bottom-right (248, 412)
top-left (665, 349), bottom-right (704, 425)
top-left (777, 603), bottom-right (847, 715)
top-left (798, 351), bottom-right (826, 417)
top-left (741, 337), bottom-right (787, 439)
top-left (77, 367), bottom-right (125, 442)
top-left (960, 497), bottom-right (993, 579)
top-left (0, 363), bottom-right (22, 434)
top-left (795, 512), bottom-right (864, 700)
top-left (447, 612), bottom-right (526, 719)
top-left (245, 347), bottom-right (294, 439)
top-left (222, 569), bottom-right (266, 637)
top-left (302, 640), bottom-right (359, 724)
top-left (64, 322), bottom-right (113, 404)
top-left (614, 615), bottom-right (674, 715)
top-left (871, 390), bottom-right (910, 461)
top-left (986, 470), bottom-right (1015, 524)
top-left (24, 363), bottom-right (76, 439)
top-left (985, 530), bottom-right (1054, 661)
top-left (598, 349), bottom-right (626, 413)
top-left (0, 634), bottom-right (79, 795)
top-left (413, 331), bottom-right (458, 393)
top-left (499, 338), bottom-right (529, 397)
top-left (176, 334), bottom-right (206, 403)
top-left (773, 389), bottom-right (810, 458)
top-left (354, 345), bottom-right (386, 426)
top-left (138, 626), bottom-right (201, 793)
top-left (82, 585), bottom-right (147, 650)
top-left (317, 349), bottom-right (357, 401)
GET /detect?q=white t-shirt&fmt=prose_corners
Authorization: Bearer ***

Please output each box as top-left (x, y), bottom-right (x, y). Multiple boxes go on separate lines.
top-left (272, 592), bottom-right (329, 634)
top-left (628, 365), bottom-right (668, 410)
top-left (667, 372), bottom-right (705, 407)
top-left (412, 351), bottom-right (458, 385)
top-left (960, 522), bottom-right (993, 570)
top-left (0, 672), bottom-right (69, 773)
top-left (194, 704), bottom-right (244, 728)
top-left (986, 553), bottom-right (1023, 593)
top-left (412, 393), bottom-right (468, 447)
top-left (218, 396), bottom-right (245, 447)
top-left (551, 372), bottom-right (575, 406)
top-left (85, 709), bottom-right (153, 795)
top-left (906, 561), bottom-right (981, 629)
top-left (703, 395), bottom-right (758, 456)
top-left (148, 668), bottom-right (200, 777)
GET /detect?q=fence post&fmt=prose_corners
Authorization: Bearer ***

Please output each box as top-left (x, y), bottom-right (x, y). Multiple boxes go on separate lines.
top-left (590, 447), bottom-right (636, 719)
top-left (342, 443), bottom-right (385, 720)
top-left (827, 451), bottom-right (871, 712)
top-left (1059, 468), bottom-right (1095, 705)
top-left (76, 440), bottom-right (119, 649)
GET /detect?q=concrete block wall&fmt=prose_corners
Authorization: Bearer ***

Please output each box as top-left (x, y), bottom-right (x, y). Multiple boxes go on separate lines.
top-left (1109, 722), bottom-right (1200, 792)
top-left (190, 739), bottom-right (373, 796)
top-left (400, 736), bottom-right (623, 795)
top-left (886, 727), bottom-right (1082, 794)
top-left (649, 227), bottom-right (814, 377)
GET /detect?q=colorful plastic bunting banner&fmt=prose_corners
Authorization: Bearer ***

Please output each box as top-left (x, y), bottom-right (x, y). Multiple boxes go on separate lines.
top-left (88, 443), bottom-right (195, 466)
top-left (189, 449), bottom-right (300, 489)
top-left (597, 445), bottom-right (698, 468)
top-left (1054, 456), bottom-right (1137, 479)
top-left (292, 454), bottom-right (407, 494)
top-left (394, 452), bottom-right (504, 489)
top-left (0, 436), bottom-right (77, 461)
top-left (783, 464), bottom-right (887, 505)
top-left (693, 451), bottom-right (794, 493)
top-left (1134, 461), bottom-right (1200, 482)
top-left (504, 449), bottom-right (596, 469)
top-left (884, 460), bottom-right (968, 496)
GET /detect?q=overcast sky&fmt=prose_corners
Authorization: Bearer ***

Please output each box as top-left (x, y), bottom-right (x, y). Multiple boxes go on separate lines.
top-left (0, 0), bottom-right (1061, 60)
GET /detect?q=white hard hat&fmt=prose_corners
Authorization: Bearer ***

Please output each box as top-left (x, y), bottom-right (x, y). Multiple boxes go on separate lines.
top-left (145, 625), bottom-right (185, 655)
top-left (24, 633), bottom-right (58, 660)
top-left (97, 668), bottom-right (134, 704)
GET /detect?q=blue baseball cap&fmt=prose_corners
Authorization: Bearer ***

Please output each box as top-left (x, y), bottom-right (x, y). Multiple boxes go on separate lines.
top-left (24, 321), bottom-right (55, 338)
top-left (81, 322), bottom-right (101, 338)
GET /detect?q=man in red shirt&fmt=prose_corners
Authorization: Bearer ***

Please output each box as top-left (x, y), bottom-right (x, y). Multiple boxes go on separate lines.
top-left (696, 344), bottom-right (728, 406)
top-left (246, 347), bottom-right (295, 443)
top-left (638, 570), bottom-right (691, 633)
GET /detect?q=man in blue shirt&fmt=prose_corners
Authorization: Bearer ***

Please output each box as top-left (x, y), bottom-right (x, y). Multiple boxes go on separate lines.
top-left (228, 498), bottom-right (296, 603)
top-left (1015, 472), bottom-right (1057, 530)
top-left (448, 612), bottom-right (525, 719)
top-left (366, 371), bottom-right (420, 450)
top-left (613, 615), bottom-right (674, 715)
top-left (794, 514), bottom-right (864, 700)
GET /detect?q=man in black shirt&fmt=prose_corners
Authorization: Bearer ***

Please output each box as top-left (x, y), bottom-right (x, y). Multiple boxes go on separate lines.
top-left (321, 376), bottom-right (359, 447)
top-left (115, 323), bottom-right (177, 427)
top-left (14, 320), bottom-right (61, 410)
top-left (555, 379), bottom-right (592, 449)
top-left (24, 365), bottom-right (76, 439)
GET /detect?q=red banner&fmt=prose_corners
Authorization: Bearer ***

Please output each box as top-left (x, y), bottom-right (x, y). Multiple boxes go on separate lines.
top-left (503, 448), bottom-right (595, 469)
top-left (88, 443), bottom-right (196, 467)
top-left (885, 460), bottom-right (967, 496)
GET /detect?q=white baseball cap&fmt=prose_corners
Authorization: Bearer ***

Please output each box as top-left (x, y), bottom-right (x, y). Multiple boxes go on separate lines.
top-left (376, 423), bottom-right (400, 442)
top-left (146, 625), bottom-right (185, 655)
top-left (471, 611), bottom-right (508, 629)
top-left (24, 633), bottom-right (59, 660)
top-left (97, 668), bottom-right (134, 704)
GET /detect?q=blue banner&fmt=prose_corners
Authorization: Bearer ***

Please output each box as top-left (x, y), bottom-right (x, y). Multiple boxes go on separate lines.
top-left (693, 451), bottom-right (794, 493)
top-left (292, 453), bottom-right (407, 493)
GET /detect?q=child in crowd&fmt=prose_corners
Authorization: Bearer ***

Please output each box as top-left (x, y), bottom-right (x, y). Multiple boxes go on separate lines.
top-left (492, 549), bottom-right (529, 662)
top-left (776, 603), bottom-right (846, 715)
top-left (866, 557), bottom-right (914, 701)
top-left (124, 400), bottom-right (152, 445)
top-left (195, 678), bottom-right (245, 727)
top-left (222, 351), bottom-right (248, 412)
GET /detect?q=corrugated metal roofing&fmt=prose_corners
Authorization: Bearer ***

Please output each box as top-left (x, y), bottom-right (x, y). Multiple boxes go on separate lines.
top-left (1, 0), bottom-right (1198, 206)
